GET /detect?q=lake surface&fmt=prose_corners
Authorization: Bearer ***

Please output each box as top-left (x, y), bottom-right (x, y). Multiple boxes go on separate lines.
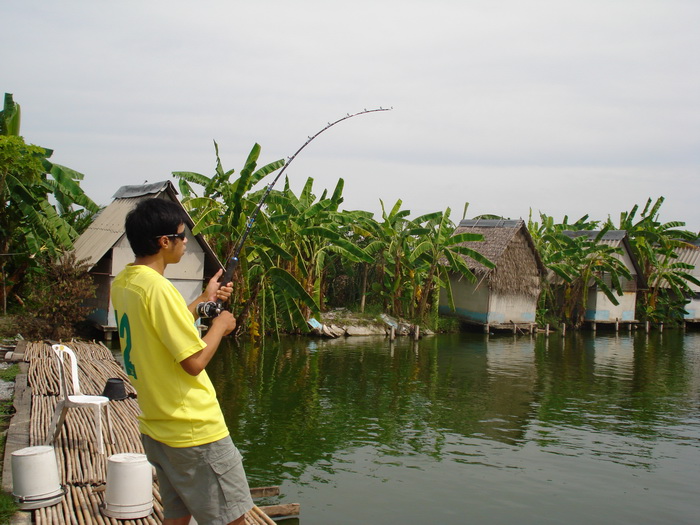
top-left (205, 330), bottom-right (699, 524)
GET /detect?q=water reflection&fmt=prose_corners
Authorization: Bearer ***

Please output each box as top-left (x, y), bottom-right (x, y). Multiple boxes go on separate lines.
top-left (210, 332), bottom-right (699, 480)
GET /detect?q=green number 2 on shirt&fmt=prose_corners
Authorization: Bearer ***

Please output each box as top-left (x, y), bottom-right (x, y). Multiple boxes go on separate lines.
top-left (117, 312), bottom-right (138, 379)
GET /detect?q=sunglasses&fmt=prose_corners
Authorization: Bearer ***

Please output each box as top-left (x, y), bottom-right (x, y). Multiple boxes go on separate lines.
top-left (155, 231), bottom-right (186, 241)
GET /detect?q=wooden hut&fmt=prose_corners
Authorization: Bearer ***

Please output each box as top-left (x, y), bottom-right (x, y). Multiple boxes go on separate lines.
top-left (438, 219), bottom-right (546, 333)
top-left (560, 230), bottom-right (645, 329)
top-left (72, 180), bottom-right (222, 337)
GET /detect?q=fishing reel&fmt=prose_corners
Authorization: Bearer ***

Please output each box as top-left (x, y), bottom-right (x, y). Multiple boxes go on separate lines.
top-left (196, 301), bottom-right (223, 319)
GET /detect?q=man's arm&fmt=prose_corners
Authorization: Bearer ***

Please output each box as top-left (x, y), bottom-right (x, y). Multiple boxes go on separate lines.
top-left (180, 311), bottom-right (237, 376)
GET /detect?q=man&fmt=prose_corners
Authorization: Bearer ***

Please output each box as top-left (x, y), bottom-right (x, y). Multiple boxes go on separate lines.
top-left (111, 198), bottom-right (253, 525)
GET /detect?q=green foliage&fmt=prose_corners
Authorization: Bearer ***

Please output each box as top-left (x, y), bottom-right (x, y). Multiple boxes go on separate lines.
top-left (410, 208), bottom-right (493, 323)
top-left (15, 253), bottom-right (96, 340)
top-left (608, 197), bottom-right (699, 322)
top-left (0, 490), bottom-right (17, 523)
top-left (0, 94), bottom-right (20, 136)
top-left (530, 199), bottom-right (699, 327)
top-left (0, 93), bottom-right (98, 312)
top-left (175, 141), bottom-right (484, 334)
top-left (0, 364), bottom-right (19, 382)
top-left (529, 214), bottom-right (632, 327)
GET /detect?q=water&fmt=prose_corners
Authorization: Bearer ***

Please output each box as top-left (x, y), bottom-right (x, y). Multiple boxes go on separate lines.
top-left (205, 330), bottom-right (700, 524)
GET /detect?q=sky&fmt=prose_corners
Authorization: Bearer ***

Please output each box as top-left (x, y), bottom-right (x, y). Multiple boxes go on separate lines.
top-left (4, 0), bottom-right (700, 232)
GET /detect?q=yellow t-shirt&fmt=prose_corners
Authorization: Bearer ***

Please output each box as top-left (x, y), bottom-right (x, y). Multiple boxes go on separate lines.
top-left (111, 264), bottom-right (229, 447)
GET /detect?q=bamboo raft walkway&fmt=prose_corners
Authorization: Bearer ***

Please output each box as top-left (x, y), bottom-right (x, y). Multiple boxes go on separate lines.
top-left (2, 340), bottom-right (290, 525)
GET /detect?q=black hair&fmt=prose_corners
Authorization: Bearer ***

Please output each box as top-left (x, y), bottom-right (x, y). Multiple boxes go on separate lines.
top-left (124, 198), bottom-right (189, 257)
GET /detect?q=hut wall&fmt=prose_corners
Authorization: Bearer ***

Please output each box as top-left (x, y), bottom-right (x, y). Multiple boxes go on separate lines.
top-left (86, 272), bottom-right (113, 327)
top-left (84, 249), bottom-right (114, 327)
top-left (684, 293), bottom-right (700, 320)
top-left (439, 276), bottom-right (490, 323)
top-left (585, 288), bottom-right (636, 322)
top-left (488, 293), bottom-right (537, 324)
top-left (614, 248), bottom-right (639, 289)
top-left (112, 235), bottom-right (135, 276)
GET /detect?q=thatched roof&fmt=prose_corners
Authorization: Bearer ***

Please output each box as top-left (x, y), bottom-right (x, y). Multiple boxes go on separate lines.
top-left (451, 219), bottom-right (546, 298)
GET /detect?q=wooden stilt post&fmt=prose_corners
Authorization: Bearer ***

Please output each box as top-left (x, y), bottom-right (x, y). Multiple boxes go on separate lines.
top-left (561, 323), bottom-right (566, 336)
top-left (414, 325), bottom-right (420, 341)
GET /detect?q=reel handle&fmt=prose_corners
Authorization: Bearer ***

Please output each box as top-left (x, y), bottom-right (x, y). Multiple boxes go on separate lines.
top-left (196, 257), bottom-right (239, 319)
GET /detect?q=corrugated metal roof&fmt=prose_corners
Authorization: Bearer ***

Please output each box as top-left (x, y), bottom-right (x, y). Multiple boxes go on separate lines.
top-left (656, 241), bottom-right (700, 291)
top-left (73, 198), bottom-right (141, 267)
top-left (561, 230), bottom-right (646, 288)
top-left (112, 181), bottom-right (173, 199)
top-left (562, 230), bottom-right (627, 243)
top-left (669, 242), bottom-right (700, 267)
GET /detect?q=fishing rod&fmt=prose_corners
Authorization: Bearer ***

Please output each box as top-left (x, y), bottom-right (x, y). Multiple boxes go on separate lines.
top-left (196, 106), bottom-right (392, 318)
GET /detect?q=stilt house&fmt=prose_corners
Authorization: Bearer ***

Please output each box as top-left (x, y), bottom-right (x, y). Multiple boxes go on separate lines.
top-left (438, 219), bottom-right (546, 332)
top-left (72, 180), bottom-right (223, 336)
top-left (560, 230), bottom-right (645, 325)
top-left (656, 239), bottom-right (700, 324)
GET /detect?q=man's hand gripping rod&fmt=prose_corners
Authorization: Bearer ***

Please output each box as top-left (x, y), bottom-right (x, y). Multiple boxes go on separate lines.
top-left (196, 107), bottom-right (392, 318)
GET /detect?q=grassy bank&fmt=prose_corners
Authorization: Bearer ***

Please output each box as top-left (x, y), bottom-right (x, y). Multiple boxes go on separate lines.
top-left (0, 337), bottom-right (20, 522)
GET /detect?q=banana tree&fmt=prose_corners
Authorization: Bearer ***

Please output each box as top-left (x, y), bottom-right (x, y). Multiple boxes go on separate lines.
top-left (173, 141), bottom-right (285, 259)
top-left (609, 197), bottom-right (699, 321)
top-left (410, 208), bottom-right (494, 322)
top-left (545, 227), bottom-right (632, 327)
top-left (353, 199), bottom-right (418, 317)
top-left (256, 177), bottom-right (372, 326)
top-left (1, 93), bottom-right (98, 309)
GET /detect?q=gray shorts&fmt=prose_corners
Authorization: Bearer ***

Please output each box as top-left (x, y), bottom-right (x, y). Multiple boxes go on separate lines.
top-left (141, 434), bottom-right (254, 525)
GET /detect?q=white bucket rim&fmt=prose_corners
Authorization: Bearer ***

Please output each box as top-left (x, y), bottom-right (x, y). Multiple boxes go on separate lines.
top-left (108, 452), bottom-right (149, 463)
top-left (12, 486), bottom-right (64, 501)
top-left (13, 486), bottom-right (65, 510)
top-left (11, 445), bottom-right (55, 457)
top-left (100, 501), bottom-right (153, 519)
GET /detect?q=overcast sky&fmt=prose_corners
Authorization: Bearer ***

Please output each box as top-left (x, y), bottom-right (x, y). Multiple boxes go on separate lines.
top-left (5, 0), bottom-right (699, 232)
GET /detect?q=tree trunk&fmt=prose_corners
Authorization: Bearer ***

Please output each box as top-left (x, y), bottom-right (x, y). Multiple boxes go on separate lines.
top-left (235, 280), bottom-right (262, 337)
top-left (359, 263), bottom-right (368, 313)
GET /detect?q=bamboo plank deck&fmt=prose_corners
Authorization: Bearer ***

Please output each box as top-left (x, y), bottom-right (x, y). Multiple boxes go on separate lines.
top-left (15, 341), bottom-right (276, 525)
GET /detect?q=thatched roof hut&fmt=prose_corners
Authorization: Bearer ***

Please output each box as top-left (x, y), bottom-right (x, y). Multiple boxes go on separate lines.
top-left (451, 219), bottom-right (546, 299)
top-left (439, 219), bottom-right (546, 330)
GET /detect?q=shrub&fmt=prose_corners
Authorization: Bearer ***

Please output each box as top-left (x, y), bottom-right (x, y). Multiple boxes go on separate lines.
top-left (15, 253), bottom-right (96, 340)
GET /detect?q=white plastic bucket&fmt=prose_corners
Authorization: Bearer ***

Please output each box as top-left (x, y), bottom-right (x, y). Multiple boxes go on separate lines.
top-left (101, 453), bottom-right (153, 519)
top-left (11, 446), bottom-right (64, 509)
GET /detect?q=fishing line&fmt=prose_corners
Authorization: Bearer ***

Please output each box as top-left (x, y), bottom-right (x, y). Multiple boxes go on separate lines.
top-left (197, 106), bottom-right (392, 318)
